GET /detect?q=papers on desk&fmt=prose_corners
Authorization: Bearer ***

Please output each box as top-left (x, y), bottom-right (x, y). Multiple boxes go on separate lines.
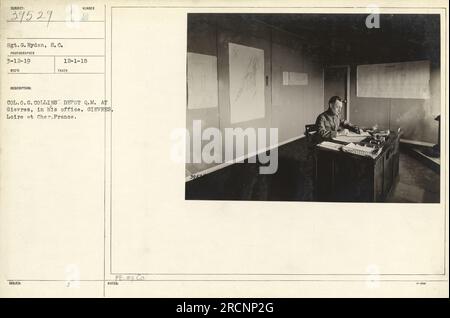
top-left (332, 131), bottom-right (371, 143)
top-left (317, 141), bottom-right (343, 151)
top-left (342, 142), bottom-right (382, 158)
top-left (317, 141), bottom-right (382, 158)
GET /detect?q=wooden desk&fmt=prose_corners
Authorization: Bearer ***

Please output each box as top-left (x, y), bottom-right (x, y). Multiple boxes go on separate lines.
top-left (314, 132), bottom-right (400, 202)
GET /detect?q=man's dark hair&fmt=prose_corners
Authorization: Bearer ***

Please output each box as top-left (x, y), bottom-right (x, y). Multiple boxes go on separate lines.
top-left (328, 96), bottom-right (342, 106)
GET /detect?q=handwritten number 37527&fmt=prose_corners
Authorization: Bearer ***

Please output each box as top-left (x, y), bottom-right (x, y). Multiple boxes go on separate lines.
top-left (10, 10), bottom-right (53, 26)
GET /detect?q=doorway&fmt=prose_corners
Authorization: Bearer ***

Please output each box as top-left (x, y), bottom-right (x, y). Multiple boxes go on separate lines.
top-left (324, 66), bottom-right (350, 121)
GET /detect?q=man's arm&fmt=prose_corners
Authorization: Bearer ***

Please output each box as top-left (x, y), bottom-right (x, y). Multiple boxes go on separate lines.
top-left (316, 114), bottom-right (337, 139)
top-left (340, 118), bottom-right (360, 133)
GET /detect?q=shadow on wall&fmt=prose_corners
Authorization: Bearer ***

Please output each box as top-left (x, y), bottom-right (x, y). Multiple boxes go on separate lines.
top-left (392, 101), bottom-right (438, 142)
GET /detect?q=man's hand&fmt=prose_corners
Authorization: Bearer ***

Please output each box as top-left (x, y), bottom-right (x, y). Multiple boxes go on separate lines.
top-left (337, 129), bottom-right (349, 136)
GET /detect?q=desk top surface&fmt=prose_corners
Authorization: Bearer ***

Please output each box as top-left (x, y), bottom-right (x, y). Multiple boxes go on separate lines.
top-left (316, 131), bottom-right (400, 161)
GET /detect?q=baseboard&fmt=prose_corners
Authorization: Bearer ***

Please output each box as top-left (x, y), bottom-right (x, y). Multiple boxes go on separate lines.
top-left (407, 148), bottom-right (441, 174)
top-left (400, 138), bottom-right (435, 148)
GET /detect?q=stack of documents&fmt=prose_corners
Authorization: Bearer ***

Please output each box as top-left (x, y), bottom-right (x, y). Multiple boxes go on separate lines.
top-left (342, 143), bottom-right (381, 158)
top-left (332, 131), bottom-right (371, 143)
top-left (317, 141), bottom-right (343, 151)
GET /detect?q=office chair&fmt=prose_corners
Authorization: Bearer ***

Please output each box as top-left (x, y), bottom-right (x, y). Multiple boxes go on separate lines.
top-left (305, 124), bottom-right (318, 154)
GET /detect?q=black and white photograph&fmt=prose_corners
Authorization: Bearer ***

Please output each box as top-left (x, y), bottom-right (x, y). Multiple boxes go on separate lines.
top-left (185, 13), bottom-right (441, 203)
top-left (1, 0), bottom-right (447, 299)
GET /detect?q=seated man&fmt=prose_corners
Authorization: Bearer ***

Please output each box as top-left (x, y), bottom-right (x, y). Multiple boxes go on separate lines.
top-left (315, 96), bottom-right (360, 140)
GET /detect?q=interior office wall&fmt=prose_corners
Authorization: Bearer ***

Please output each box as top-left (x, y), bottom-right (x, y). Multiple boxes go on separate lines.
top-left (216, 16), bottom-right (272, 148)
top-left (186, 17), bottom-right (219, 176)
top-left (186, 15), bottom-right (325, 175)
top-left (271, 28), bottom-right (324, 142)
top-left (347, 63), bottom-right (440, 144)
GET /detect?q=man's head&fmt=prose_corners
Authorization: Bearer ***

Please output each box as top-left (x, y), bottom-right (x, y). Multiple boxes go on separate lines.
top-left (328, 96), bottom-right (343, 116)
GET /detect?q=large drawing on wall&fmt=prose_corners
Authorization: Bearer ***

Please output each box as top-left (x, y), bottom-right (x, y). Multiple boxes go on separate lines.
top-left (187, 52), bottom-right (218, 109)
top-left (228, 43), bottom-right (265, 123)
top-left (357, 60), bottom-right (430, 99)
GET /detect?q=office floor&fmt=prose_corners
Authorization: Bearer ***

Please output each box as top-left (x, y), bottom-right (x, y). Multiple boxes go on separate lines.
top-left (386, 149), bottom-right (440, 203)
top-left (185, 137), bottom-right (440, 203)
